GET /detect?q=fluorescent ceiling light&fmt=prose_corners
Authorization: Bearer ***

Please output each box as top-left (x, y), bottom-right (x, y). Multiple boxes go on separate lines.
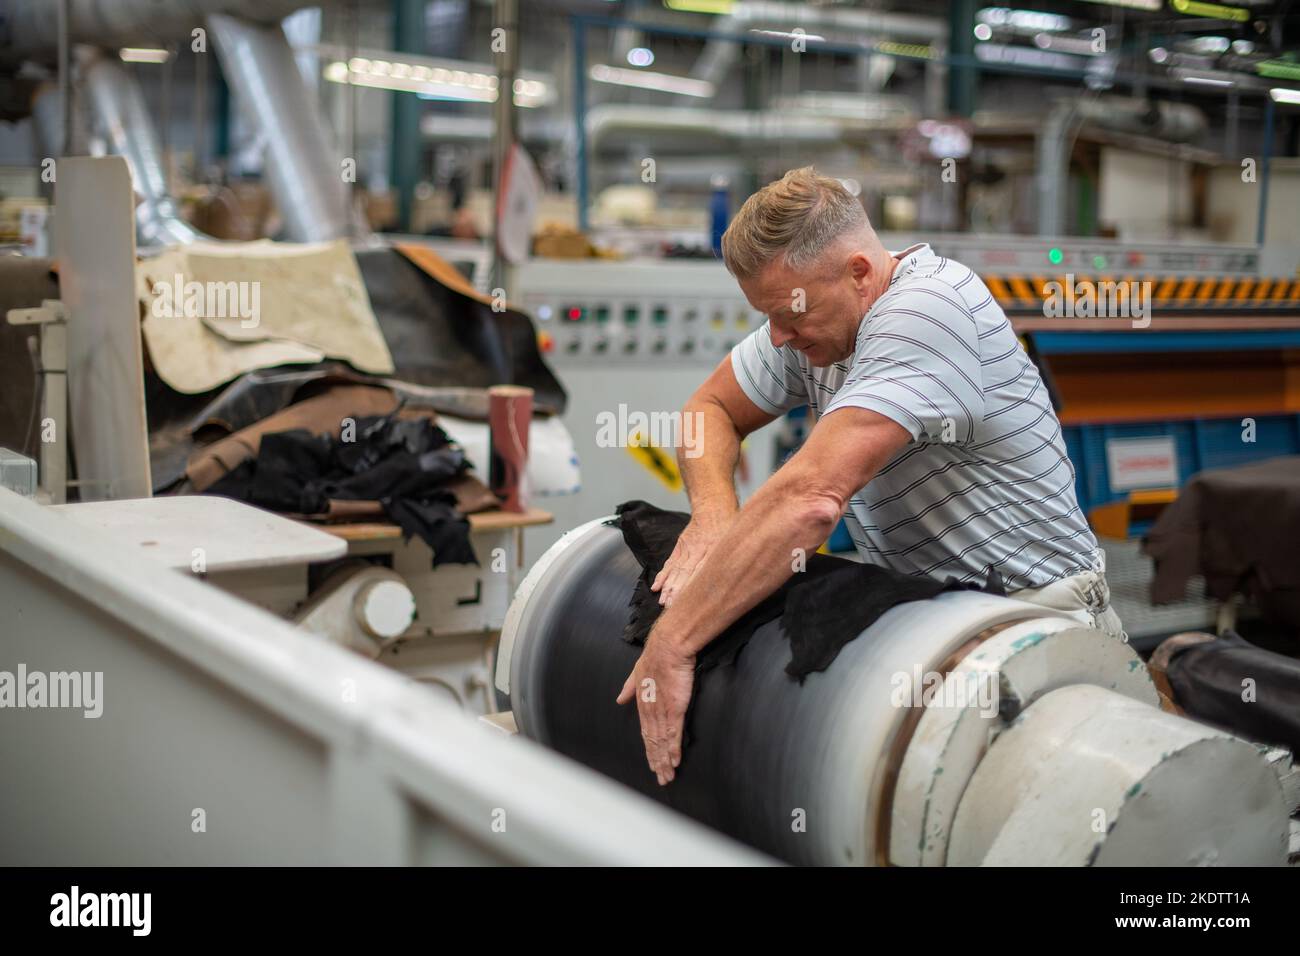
top-left (749, 29), bottom-right (827, 43)
top-left (1186, 36), bottom-right (1230, 55)
top-left (664, 0), bottom-right (734, 12)
top-left (1258, 59), bottom-right (1300, 82)
top-left (1171, 67), bottom-right (1236, 87)
top-left (875, 41), bottom-right (935, 60)
top-left (589, 64), bottom-right (714, 97)
top-left (1034, 33), bottom-right (1107, 56)
top-left (323, 58), bottom-right (549, 107)
top-left (1169, 0), bottom-right (1251, 22)
top-left (1270, 87), bottom-right (1300, 104)
top-left (119, 48), bottom-right (170, 64)
top-left (1078, 0), bottom-right (1161, 10)
top-left (977, 8), bottom-right (1071, 31)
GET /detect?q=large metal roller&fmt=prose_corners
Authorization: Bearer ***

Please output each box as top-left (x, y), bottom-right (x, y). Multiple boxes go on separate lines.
top-left (497, 519), bottom-right (1291, 866)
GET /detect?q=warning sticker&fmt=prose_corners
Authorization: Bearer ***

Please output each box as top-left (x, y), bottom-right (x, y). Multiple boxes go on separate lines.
top-left (626, 430), bottom-right (683, 491)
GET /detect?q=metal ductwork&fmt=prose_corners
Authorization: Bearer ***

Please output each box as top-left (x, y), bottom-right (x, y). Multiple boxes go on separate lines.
top-left (587, 103), bottom-right (844, 154)
top-left (1036, 96), bottom-right (1208, 236)
top-left (208, 13), bottom-right (351, 242)
top-left (80, 49), bottom-right (206, 246)
top-left (684, 1), bottom-right (946, 102)
top-left (0, 0), bottom-right (316, 63)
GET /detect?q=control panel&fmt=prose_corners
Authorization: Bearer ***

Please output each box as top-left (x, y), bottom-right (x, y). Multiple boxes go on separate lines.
top-left (511, 237), bottom-right (1298, 364)
top-left (512, 260), bottom-right (764, 365)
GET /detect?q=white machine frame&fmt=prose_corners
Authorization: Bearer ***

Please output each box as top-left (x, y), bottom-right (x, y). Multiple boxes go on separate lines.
top-left (0, 488), bottom-right (765, 865)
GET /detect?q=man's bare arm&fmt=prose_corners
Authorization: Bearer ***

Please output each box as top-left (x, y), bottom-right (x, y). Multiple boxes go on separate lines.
top-left (678, 357), bottom-right (775, 517)
top-left (655, 406), bottom-right (910, 655)
top-left (653, 358), bottom-right (777, 604)
top-left (619, 406), bottom-right (912, 783)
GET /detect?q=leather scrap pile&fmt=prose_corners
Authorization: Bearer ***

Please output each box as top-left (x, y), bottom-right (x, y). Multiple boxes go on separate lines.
top-left (134, 242), bottom-right (566, 567)
top-left (209, 412), bottom-right (480, 566)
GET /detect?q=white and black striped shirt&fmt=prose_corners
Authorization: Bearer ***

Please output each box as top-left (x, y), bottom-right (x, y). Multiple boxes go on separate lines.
top-left (731, 242), bottom-right (1099, 590)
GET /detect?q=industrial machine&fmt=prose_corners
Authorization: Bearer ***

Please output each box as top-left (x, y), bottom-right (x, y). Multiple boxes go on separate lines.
top-left (0, 487), bottom-right (762, 865)
top-left (496, 517), bottom-right (1297, 866)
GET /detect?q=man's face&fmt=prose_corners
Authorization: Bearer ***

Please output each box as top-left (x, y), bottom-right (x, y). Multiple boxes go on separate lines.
top-left (738, 249), bottom-right (882, 368)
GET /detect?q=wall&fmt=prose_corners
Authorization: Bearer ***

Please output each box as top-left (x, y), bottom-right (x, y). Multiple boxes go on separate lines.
top-left (1098, 147), bottom-right (1195, 241)
top-left (1206, 158), bottom-right (1300, 246)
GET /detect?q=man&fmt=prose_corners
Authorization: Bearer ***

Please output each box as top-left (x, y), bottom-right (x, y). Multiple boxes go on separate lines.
top-left (616, 167), bottom-right (1123, 786)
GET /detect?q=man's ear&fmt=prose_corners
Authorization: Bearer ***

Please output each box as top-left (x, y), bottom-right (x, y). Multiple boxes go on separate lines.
top-left (847, 250), bottom-right (873, 291)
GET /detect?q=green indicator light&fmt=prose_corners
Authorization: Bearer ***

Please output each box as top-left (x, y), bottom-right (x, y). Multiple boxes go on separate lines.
top-left (1093, 255), bottom-right (1107, 270)
top-left (1048, 248), bottom-right (1064, 265)
top-left (1258, 60), bottom-right (1300, 82)
top-left (1171, 0), bottom-right (1249, 23)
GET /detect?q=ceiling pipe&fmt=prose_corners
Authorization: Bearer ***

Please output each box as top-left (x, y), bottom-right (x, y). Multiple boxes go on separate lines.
top-left (0, 0), bottom-right (318, 63)
top-left (80, 48), bottom-right (207, 246)
top-left (587, 103), bottom-right (845, 154)
top-left (208, 12), bottom-right (352, 242)
top-left (1035, 95), bottom-right (1207, 236)
top-left (683, 1), bottom-right (946, 102)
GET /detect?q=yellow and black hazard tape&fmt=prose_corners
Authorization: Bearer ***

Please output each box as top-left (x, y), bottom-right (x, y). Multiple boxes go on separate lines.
top-left (981, 274), bottom-right (1300, 309)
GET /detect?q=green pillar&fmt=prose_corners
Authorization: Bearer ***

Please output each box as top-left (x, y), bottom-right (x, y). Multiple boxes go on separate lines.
top-left (213, 58), bottom-right (230, 163)
top-left (947, 0), bottom-right (977, 118)
top-left (391, 0), bottom-right (423, 233)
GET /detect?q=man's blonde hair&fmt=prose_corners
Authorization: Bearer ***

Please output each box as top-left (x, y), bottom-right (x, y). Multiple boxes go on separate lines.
top-left (721, 166), bottom-right (869, 279)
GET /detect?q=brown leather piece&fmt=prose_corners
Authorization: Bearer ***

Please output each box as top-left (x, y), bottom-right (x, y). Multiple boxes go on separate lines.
top-left (394, 243), bottom-right (505, 309)
top-left (186, 385), bottom-right (402, 491)
top-left (186, 383), bottom-right (500, 515)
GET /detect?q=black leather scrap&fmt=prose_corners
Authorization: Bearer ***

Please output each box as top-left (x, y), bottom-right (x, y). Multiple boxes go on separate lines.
top-left (1166, 631), bottom-right (1300, 754)
top-left (208, 409), bottom-right (477, 566)
top-left (611, 500), bottom-right (1004, 680)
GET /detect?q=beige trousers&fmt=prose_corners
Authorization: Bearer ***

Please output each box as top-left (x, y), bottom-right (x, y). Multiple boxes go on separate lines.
top-left (1008, 569), bottom-right (1128, 642)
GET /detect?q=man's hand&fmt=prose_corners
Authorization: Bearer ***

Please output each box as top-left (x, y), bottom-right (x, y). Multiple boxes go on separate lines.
top-left (616, 636), bottom-right (696, 786)
top-left (651, 513), bottom-right (731, 607)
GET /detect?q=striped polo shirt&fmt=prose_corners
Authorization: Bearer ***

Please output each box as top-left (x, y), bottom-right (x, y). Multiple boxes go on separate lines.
top-left (731, 242), bottom-right (1100, 590)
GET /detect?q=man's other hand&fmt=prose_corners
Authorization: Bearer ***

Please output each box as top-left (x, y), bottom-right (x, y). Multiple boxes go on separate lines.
top-left (616, 637), bottom-right (696, 786)
top-left (651, 514), bottom-right (730, 607)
